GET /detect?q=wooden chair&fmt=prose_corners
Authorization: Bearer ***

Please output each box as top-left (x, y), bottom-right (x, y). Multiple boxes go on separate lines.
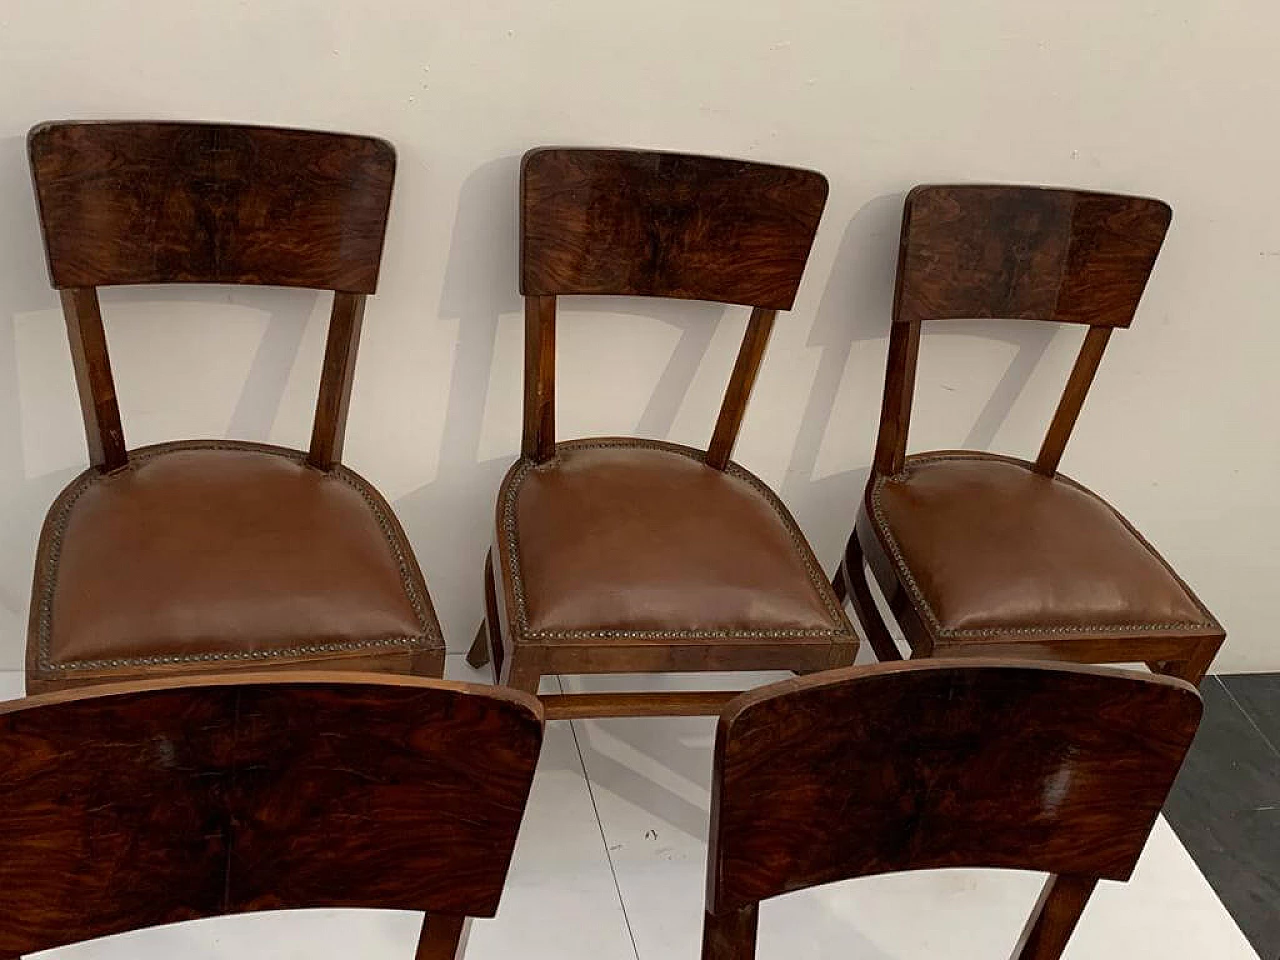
top-left (703, 659), bottom-right (1203, 959)
top-left (25, 121), bottom-right (443, 692)
top-left (833, 185), bottom-right (1223, 684)
top-left (466, 147), bottom-right (858, 719)
top-left (0, 671), bottom-right (543, 960)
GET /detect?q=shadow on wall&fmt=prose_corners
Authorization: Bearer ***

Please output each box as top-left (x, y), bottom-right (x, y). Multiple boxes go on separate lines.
top-left (0, 133), bottom-right (323, 670)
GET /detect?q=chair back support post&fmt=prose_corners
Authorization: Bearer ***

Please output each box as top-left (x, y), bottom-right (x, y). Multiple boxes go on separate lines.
top-left (1033, 326), bottom-right (1112, 475)
top-left (706, 307), bottom-right (776, 470)
top-left (60, 286), bottom-right (126, 471)
top-left (521, 294), bottom-right (557, 463)
top-left (308, 292), bottom-right (367, 470)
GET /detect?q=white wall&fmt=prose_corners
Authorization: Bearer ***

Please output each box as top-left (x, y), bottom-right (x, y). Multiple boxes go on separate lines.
top-left (0, 1), bottom-right (1274, 672)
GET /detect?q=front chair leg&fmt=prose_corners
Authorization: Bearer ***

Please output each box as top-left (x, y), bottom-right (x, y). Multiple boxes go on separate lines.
top-left (1009, 874), bottom-right (1097, 960)
top-left (838, 533), bottom-right (904, 663)
top-left (416, 913), bottom-right (471, 960)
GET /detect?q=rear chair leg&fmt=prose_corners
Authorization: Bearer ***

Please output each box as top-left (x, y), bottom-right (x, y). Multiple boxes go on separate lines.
top-left (1009, 874), bottom-right (1096, 960)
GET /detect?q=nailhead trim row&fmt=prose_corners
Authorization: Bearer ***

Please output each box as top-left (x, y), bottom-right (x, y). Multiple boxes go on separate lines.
top-left (871, 453), bottom-right (1217, 640)
top-left (37, 441), bottom-right (440, 674)
top-left (501, 438), bottom-right (852, 643)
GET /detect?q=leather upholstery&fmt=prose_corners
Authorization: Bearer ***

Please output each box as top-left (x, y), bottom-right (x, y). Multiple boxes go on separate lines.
top-left (499, 438), bottom-right (853, 648)
top-left (28, 441), bottom-right (442, 691)
top-left (870, 452), bottom-right (1219, 643)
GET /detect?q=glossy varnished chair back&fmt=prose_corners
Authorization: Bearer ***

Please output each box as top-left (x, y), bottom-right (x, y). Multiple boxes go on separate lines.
top-left (0, 672), bottom-right (543, 960)
top-left (703, 661), bottom-right (1202, 959)
top-left (28, 120), bottom-right (396, 471)
top-left (519, 147), bottom-right (828, 467)
top-left (876, 185), bottom-right (1171, 477)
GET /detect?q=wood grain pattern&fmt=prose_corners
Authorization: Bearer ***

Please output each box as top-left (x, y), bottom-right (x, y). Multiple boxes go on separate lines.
top-left (0, 672), bottom-right (543, 958)
top-left (706, 307), bottom-right (776, 470)
top-left (60, 287), bottom-right (126, 470)
top-left (308, 292), bottom-right (367, 469)
top-left (520, 148), bottom-right (827, 309)
top-left (521, 295), bottom-right (557, 463)
top-left (895, 185), bottom-right (1171, 328)
top-left (29, 121), bottom-right (395, 292)
top-left (706, 660), bottom-right (1201, 915)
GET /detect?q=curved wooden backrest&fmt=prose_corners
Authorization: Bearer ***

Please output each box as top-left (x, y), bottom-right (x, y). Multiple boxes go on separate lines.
top-left (874, 184), bottom-right (1173, 476)
top-left (29, 121), bottom-right (396, 292)
top-left (520, 148), bottom-right (827, 310)
top-left (27, 120), bottom-right (396, 473)
top-left (518, 147), bottom-right (827, 468)
top-left (894, 185), bottom-right (1171, 328)
top-left (0, 672), bottom-right (543, 958)
top-left (707, 660), bottom-right (1201, 915)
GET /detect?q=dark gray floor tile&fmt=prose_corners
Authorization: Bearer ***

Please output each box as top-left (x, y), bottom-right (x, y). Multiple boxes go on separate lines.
top-left (1222, 673), bottom-right (1280, 755)
top-left (1165, 676), bottom-right (1280, 959)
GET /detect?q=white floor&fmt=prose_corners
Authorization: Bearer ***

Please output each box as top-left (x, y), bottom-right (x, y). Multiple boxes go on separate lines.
top-left (0, 660), bottom-right (1259, 960)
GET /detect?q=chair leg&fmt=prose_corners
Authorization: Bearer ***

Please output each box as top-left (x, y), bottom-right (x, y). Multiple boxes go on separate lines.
top-left (500, 645), bottom-right (541, 696)
top-left (701, 904), bottom-right (758, 960)
top-left (830, 562), bottom-right (848, 603)
top-left (465, 622), bottom-right (490, 669)
top-left (840, 533), bottom-right (904, 662)
top-left (466, 549), bottom-right (501, 675)
top-left (1009, 874), bottom-right (1097, 960)
top-left (415, 913), bottom-right (471, 960)
top-left (1152, 638), bottom-right (1222, 688)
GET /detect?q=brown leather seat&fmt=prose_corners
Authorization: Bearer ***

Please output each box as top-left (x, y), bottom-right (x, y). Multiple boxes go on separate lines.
top-left (870, 453), bottom-right (1216, 642)
top-left (28, 441), bottom-right (442, 691)
top-left (502, 439), bottom-right (845, 646)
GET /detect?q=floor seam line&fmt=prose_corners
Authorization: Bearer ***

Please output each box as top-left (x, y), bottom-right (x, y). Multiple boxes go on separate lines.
top-left (1217, 675), bottom-right (1280, 759)
top-left (559, 674), bottom-right (643, 960)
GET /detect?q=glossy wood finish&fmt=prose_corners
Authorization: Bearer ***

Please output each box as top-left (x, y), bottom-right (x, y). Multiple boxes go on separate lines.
top-left (29, 121), bottom-right (396, 475)
top-left (520, 148), bottom-right (827, 309)
top-left (29, 121), bottom-right (395, 291)
top-left (522, 294), bottom-right (557, 463)
top-left (895, 185), bottom-right (1171, 328)
top-left (0, 672), bottom-right (543, 959)
top-left (702, 660), bottom-right (1202, 959)
top-left (471, 148), bottom-right (843, 719)
top-left (706, 307), bottom-right (776, 470)
top-left (308, 292), bottom-right (367, 469)
top-left (838, 184), bottom-right (1223, 685)
top-left (60, 287), bottom-right (125, 471)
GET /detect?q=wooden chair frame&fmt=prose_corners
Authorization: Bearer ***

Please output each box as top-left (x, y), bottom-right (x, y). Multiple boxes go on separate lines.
top-left (832, 185), bottom-right (1223, 685)
top-left (467, 147), bottom-right (853, 718)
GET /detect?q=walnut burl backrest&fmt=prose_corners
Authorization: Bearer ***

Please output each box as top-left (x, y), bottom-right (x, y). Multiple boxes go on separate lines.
top-left (0, 672), bottom-right (543, 959)
top-left (703, 661), bottom-right (1200, 959)
top-left (873, 184), bottom-right (1172, 476)
top-left (518, 147), bottom-right (828, 468)
top-left (28, 120), bottom-right (397, 472)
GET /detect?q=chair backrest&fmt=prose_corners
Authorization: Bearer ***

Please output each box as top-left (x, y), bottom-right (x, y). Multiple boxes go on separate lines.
top-left (703, 660), bottom-right (1201, 959)
top-left (28, 120), bottom-right (397, 472)
top-left (873, 184), bottom-right (1172, 476)
top-left (518, 147), bottom-right (828, 467)
top-left (0, 672), bottom-right (543, 959)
